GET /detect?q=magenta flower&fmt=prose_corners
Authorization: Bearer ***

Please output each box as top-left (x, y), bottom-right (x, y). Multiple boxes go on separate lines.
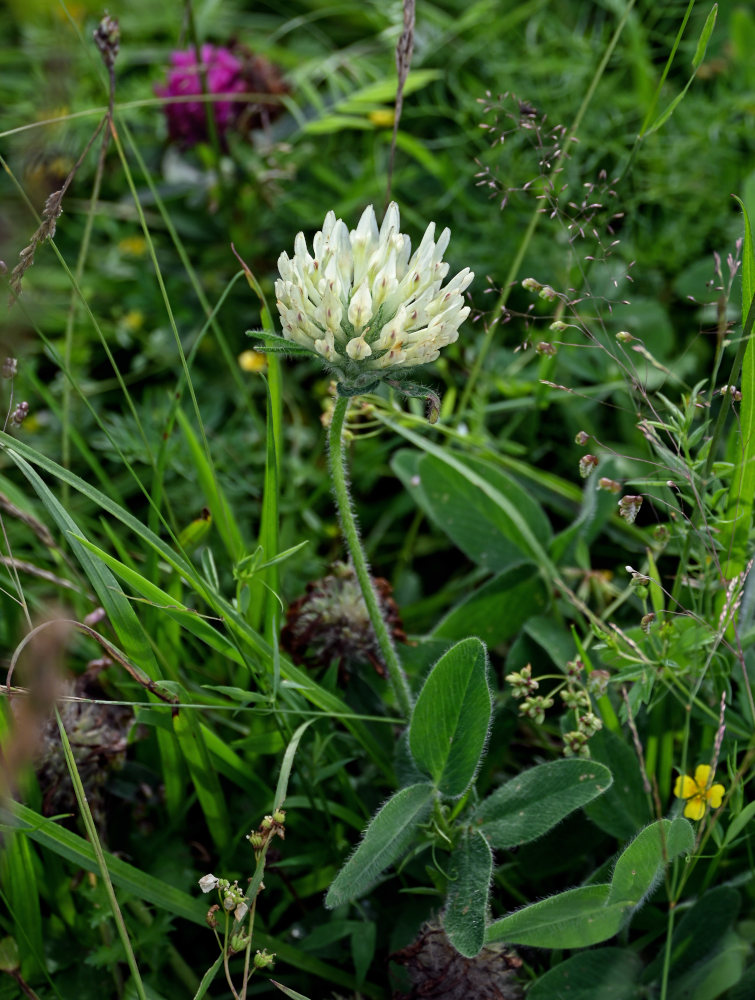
top-left (155, 44), bottom-right (247, 148)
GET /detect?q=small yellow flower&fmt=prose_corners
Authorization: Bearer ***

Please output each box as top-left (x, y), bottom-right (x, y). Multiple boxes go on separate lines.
top-left (238, 349), bottom-right (267, 373)
top-left (368, 108), bottom-right (395, 128)
top-left (674, 764), bottom-right (725, 821)
top-left (118, 235), bottom-right (148, 258)
top-left (122, 309), bottom-right (144, 332)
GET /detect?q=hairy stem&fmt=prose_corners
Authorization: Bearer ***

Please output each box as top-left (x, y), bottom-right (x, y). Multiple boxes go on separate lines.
top-left (328, 395), bottom-right (412, 717)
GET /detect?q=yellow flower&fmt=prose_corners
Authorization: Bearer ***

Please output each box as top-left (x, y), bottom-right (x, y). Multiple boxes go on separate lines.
top-left (122, 309), bottom-right (144, 333)
top-left (118, 235), bottom-right (148, 258)
top-left (674, 764), bottom-right (725, 821)
top-left (238, 349), bottom-right (267, 373)
top-left (368, 108), bottom-right (395, 128)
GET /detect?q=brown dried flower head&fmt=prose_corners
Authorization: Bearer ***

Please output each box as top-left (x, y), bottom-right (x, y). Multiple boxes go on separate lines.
top-left (281, 562), bottom-right (406, 681)
top-left (391, 922), bottom-right (523, 1000)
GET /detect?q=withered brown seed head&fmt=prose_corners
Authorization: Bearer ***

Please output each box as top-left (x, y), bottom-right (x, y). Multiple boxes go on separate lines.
top-left (391, 922), bottom-right (523, 1000)
top-left (281, 562), bottom-right (407, 681)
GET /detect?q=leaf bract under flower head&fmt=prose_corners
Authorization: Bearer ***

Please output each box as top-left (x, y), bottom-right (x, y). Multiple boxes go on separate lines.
top-left (274, 203), bottom-right (473, 393)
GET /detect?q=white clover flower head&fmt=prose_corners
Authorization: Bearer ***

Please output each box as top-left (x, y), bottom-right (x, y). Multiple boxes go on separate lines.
top-left (274, 202), bottom-right (473, 394)
top-left (198, 873), bottom-right (219, 893)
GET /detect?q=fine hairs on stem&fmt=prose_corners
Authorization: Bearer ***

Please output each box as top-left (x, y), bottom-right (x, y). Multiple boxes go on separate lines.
top-left (327, 394), bottom-right (413, 718)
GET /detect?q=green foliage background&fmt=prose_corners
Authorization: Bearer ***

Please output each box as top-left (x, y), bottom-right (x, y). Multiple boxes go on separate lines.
top-left (1, 1), bottom-right (754, 998)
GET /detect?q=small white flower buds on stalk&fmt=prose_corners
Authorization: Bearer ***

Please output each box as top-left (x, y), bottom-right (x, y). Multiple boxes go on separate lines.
top-left (274, 203), bottom-right (473, 394)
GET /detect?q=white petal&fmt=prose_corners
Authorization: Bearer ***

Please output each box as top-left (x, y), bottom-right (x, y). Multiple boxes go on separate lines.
top-left (353, 204), bottom-right (379, 245)
top-left (347, 280), bottom-right (373, 331)
top-left (198, 874), bottom-right (219, 893)
top-left (346, 336), bottom-right (372, 360)
top-left (379, 202), bottom-right (401, 243)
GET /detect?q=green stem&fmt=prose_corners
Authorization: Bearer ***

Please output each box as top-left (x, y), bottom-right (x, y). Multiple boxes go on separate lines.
top-left (328, 395), bottom-right (412, 718)
top-left (659, 901), bottom-right (677, 1000)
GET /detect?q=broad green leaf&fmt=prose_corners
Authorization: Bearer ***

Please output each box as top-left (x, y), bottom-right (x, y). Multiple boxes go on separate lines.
top-left (486, 884), bottom-right (627, 948)
top-left (608, 818), bottom-right (694, 905)
top-left (528, 948), bottom-right (642, 1000)
top-left (390, 436), bottom-right (554, 576)
top-left (432, 565), bottom-right (548, 646)
top-left (584, 728), bottom-right (652, 839)
top-left (325, 783), bottom-right (435, 908)
top-left (668, 931), bottom-right (749, 1000)
top-left (473, 758), bottom-right (613, 849)
top-left (725, 961), bottom-right (755, 1000)
top-left (409, 638), bottom-right (491, 796)
top-left (487, 819), bottom-right (693, 949)
top-left (443, 830), bottom-right (492, 957)
top-left (523, 615), bottom-right (575, 669)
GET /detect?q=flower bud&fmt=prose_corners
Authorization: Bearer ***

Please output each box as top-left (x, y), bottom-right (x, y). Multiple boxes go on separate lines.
top-left (579, 454), bottom-right (599, 478)
top-left (597, 477), bottom-right (621, 493)
top-left (618, 495), bottom-right (643, 524)
top-left (586, 669), bottom-right (611, 696)
top-left (230, 933), bottom-right (251, 953)
top-left (253, 949), bottom-right (276, 969)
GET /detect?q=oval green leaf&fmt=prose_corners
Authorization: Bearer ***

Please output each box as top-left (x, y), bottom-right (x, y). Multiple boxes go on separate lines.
top-left (608, 818), bottom-right (694, 906)
top-left (443, 830), bottom-right (492, 957)
top-left (325, 783), bottom-right (435, 908)
top-left (528, 948), bottom-right (642, 1000)
top-left (409, 638), bottom-right (491, 797)
top-left (486, 884), bottom-right (627, 949)
top-left (473, 758), bottom-right (613, 849)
